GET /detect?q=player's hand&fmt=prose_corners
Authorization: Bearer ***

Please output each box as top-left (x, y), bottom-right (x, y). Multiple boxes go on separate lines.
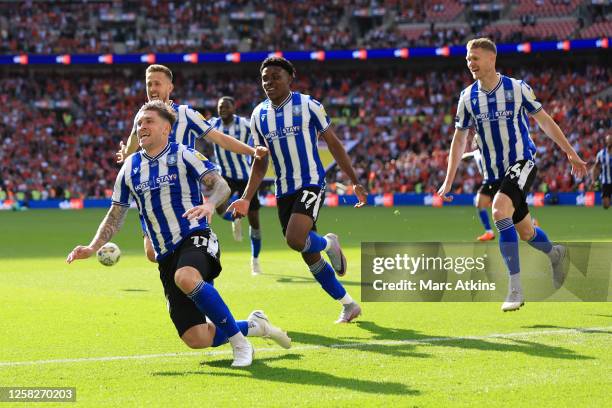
top-left (227, 199), bottom-right (250, 218)
top-left (183, 203), bottom-right (215, 224)
top-left (353, 184), bottom-right (368, 208)
top-left (253, 146), bottom-right (268, 160)
top-left (567, 153), bottom-right (588, 178)
top-left (437, 182), bottom-right (454, 202)
top-left (116, 140), bottom-right (128, 164)
top-left (66, 245), bottom-right (95, 264)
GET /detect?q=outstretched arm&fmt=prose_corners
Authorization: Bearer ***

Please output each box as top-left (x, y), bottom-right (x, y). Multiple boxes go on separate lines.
top-left (66, 204), bottom-right (129, 263)
top-left (438, 128), bottom-right (469, 202)
top-left (320, 127), bottom-right (367, 207)
top-left (532, 109), bottom-right (587, 178)
top-left (183, 171), bottom-right (231, 224)
top-left (206, 129), bottom-right (268, 159)
top-left (226, 155), bottom-right (269, 218)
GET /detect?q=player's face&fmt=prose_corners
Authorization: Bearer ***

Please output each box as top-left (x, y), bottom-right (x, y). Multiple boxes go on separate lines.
top-left (146, 72), bottom-right (173, 102)
top-left (217, 99), bottom-right (235, 121)
top-left (606, 135), bottom-right (612, 147)
top-left (135, 110), bottom-right (170, 152)
top-left (466, 48), bottom-right (495, 80)
top-left (261, 66), bottom-right (291, 102)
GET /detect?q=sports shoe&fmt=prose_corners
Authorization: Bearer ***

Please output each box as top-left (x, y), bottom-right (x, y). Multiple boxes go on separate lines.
top-left (251, 257), bottom-right (262, 276)
top-left (324, 233), bottom-right (347, 277)
top-left (247, 310), bottom-right (291, 349)
top-left (232, 217), bottom-right (243, 242)
top-left (230, 339), bottom-right (254, 367)
top-left (549, 244), bottom-right (568, 289)
top-left (477, 231), bottom-right (495, 241)
top-left (335, 302), bottom-right (362, 323)
top-left (501, 289), bottom-right (525, 312)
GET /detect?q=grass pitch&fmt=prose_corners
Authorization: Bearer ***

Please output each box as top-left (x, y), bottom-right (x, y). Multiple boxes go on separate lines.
top-left (0, 206), bottom-right (610, 407)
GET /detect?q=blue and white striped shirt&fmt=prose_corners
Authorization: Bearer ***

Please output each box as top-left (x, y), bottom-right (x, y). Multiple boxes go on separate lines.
top-left (455, 75), bottom-right (540, 183)
top-left (210, 115), bottom-right (252, 181)
top-left (596, 148), bottom-right (612, 184)
top-left (250, 92), bottom-right (329, 197)
top-left (132, 102), bottom-right (212, 149)
top-left (112, 143), bottom-right (216, 260)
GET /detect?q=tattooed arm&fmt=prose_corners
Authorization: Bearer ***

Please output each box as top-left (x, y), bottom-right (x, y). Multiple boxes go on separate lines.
top-left (66, 204), bottom-right (129, 263)
top-left (183, 171), bottom-right (230, 224)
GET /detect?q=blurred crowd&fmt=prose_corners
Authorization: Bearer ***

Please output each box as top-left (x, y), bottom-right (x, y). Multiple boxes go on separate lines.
top-left (0, 63), bottom-right (609, 203)
top-left (1, 0), bottom-right (608, 54)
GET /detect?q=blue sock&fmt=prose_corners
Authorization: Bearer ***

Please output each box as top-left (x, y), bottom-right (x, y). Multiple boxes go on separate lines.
top-left (478, 208), bottom-right (492, 231)
top-left (187, 281), bottom-right (240, 338)
top-left (222, 212), bottom-right (233, 222)
top-left (211, 320), bottom-right (249, 347)
top-left (528, 226), bottom-right (553, 254)
top-left (250, 227), bottom-right (262, 258)
top-left (495, 218), bottom-right (520, 275)
top-left (309, 259), bottom-right (347, 299)
top-left (302, 231), bottom-right (328, 253)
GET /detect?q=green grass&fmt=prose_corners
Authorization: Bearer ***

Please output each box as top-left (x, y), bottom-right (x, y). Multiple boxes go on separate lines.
top-left (0, 207), bottom-right (611, 407)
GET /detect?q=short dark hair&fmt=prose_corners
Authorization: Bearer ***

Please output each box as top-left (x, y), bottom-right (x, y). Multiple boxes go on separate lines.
top-left (218, 96), bottom-right (235, 105)
top-left (145, 64), bottom-right (173, 81)
top-left (138, 100), bottom-right (177, 125)
top-left (260, 56), bottom-right (296, 78)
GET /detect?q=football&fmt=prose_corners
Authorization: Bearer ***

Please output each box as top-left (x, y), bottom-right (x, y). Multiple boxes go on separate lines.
top-left (96, 242), bottom-right (121, 266)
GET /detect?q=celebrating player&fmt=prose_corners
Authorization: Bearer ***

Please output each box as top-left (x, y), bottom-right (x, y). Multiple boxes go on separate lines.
top-left (115, 64), bottom-right (266, 263)
top-left (210, 96), bottom-right (264, 275)
top-left (228, 57), bottom-right (368, 323)
top-left (438, 38), bottom-right (588, 312)
top-left (592, 134), bottom-right (612, 210)
top-left (68, 101), bottom-right (290, 367)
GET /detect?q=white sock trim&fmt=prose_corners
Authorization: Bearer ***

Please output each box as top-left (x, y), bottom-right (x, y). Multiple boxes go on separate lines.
top-left (339, 293), bottom-right (353, 305)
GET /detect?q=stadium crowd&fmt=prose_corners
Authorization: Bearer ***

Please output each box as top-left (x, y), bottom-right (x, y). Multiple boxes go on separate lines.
top-left (0, 63), bottom-right (609, 202)
top-left (1, 0), bottom-right (609, 54)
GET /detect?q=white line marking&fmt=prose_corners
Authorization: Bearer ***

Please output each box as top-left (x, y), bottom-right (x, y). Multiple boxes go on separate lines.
top-left (1, 326), bottom-right (609, 368)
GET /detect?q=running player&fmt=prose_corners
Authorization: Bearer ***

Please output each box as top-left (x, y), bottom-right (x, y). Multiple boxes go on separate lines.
top-left (438, 38), bottom-right (587, 312)
top-left (592, 134), bottom-right (612, 210)
top-left (210, 96), bottom-right (264, 275)
top-left (228, 57), bottom-right (368, 323)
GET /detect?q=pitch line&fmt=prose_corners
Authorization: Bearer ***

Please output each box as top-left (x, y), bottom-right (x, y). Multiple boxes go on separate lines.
top-left (1, 326), bottom-right (609, 368)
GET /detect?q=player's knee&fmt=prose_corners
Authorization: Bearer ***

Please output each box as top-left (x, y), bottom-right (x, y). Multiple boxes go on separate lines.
top-left (286, 235), bottom-right (305, 252)
top-left (517, 228), bottom-right (533, 241)
top-left (174, 267), bottom-right (200, 294)
top-left (181, 334), bottom-right (208, 349)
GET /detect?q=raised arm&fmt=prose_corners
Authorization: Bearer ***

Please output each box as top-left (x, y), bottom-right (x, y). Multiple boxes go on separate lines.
top-left (116, 127), bottom-right (140, 163)
top-left (320, 127), bottom-right (367, 207)
top-left (66, 204), bottom-right (129, 263)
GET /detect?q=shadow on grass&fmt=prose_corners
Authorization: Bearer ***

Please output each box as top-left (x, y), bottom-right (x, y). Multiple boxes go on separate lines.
top-left (289, 321), bottom-right (594, 361)
top-left (153, 353), bottom-right (417, 396)
top-left (521, 324), bottom-right (612, 334)
top-left (356, 321), bottom-right (595, 360)
top-left (262, 272), bottom-right (361, 287)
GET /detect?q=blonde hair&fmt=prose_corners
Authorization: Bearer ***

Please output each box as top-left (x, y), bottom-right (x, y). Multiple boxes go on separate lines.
top-left (145, 64), bottom-right (173, 81)
top-left (466, 38), bottom-right (497, 54)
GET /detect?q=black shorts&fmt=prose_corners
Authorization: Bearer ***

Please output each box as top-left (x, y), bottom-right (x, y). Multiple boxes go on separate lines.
top-left (478, 181), bottom-right (501, 198)
top-left (277, 185), bottom-right (325, 236)
top-left (602, 184), bottom-right (612, 199)
top-left (499, 159), bottom-right (537, 224)
top-left (225, 177), bottom-right (261, 211)
top-left (157, 229), bottom-right (222, 337)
